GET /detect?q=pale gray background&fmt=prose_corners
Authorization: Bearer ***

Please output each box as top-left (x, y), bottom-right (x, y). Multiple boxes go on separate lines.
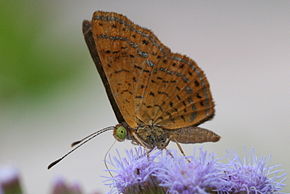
top-left (0, 0), bottom-right (289, 193)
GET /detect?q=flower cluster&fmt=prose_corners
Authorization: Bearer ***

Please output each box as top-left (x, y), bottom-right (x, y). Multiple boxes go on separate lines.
top-left (0, 148), bottom-right (286, 194)
top-left (106, 147), bottom-right (286, 194)
top-left (216, 150), bottom-right (286, 193)
top-left (0, 168), bottom-right (102, 194)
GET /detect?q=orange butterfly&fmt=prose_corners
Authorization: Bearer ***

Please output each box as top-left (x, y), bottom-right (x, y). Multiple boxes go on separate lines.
top-left (48, 11), bottom-right (220, 169)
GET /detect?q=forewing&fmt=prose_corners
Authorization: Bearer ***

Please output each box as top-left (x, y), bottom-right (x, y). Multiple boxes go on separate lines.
top-left (83, 20), bottom-right (125, 124)
top-left (91, 11), bottom-right (171, 128)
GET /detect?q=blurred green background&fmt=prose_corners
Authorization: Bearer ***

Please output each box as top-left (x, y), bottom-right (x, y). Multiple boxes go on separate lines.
top-left (0, 1), bottom-right (86, 106)
top-left (0, 0), bottom-right (289, 193)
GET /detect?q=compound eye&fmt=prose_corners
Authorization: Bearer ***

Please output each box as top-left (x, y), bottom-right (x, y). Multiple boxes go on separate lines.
top-left (114, 126), bottom-right (127, 142)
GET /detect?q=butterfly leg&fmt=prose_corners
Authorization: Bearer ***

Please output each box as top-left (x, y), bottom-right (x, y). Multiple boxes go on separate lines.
top-left (145, 147), bottom-right (155, 159)
top-left (165, 148), bottom-right (174, 159)
top-left (131, 130), bottom-right (151, 149)
top-left (171, 137), bottom-right (191, 162)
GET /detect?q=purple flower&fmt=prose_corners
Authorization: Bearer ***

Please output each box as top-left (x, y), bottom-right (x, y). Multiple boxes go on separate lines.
top-left (105, 147), bottom-right (164, 193)
top-left (0, 167), bottom-right (104, 194)
top-left (216, 150), bottom-right (286, 193)
top-left (153, 148), bottom-right (221, 194)
top-left (105, 147), bottom-right (221, 193)
top-left (105, 147), bottom-right (286, 194)
top-left (0, 167), bottom-right (23, 194)
top-left (51, 177), bottom-right (83, 194)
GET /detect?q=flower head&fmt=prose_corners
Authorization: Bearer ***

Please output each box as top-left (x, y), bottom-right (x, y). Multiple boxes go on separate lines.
top-left (0, 167), bottom-right (23, 194)
top-left (153, 148), bottom-right (220, 194)
top-left (217, 150), bottom-right (286, 193)
top-left (105, 147), bottom-right (164, 194)
top-left (51, 177), bottom-right (83, 194)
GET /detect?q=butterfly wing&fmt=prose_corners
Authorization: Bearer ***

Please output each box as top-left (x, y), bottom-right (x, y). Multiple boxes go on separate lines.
top-left (147, 53), bottom-right (215, 129)
top-left (83, 20), bottom-right (125, 124)
top-left (90, 11), bottom-right (215, 129)
top-left (91, 11), bottom-right (163, 128)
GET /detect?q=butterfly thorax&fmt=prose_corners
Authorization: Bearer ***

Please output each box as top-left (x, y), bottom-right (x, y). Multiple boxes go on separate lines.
top-left (132, 125), bottom-right (170, 150)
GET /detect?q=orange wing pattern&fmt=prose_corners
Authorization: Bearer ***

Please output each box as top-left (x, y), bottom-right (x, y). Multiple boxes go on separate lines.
top-left (91, 11), bottom-right (214, 130)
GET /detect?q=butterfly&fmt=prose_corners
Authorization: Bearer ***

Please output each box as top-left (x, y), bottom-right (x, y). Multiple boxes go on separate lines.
top-left (48, 11), bottom-right (220, 169)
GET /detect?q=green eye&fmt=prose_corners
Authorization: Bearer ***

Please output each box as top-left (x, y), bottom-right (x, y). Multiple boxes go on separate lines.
top-left (114, 126), bottom-right (127, 141)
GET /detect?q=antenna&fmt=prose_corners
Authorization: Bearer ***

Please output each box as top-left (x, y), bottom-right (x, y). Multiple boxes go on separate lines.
top-left (48, 126), bottom-right (114, 169)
